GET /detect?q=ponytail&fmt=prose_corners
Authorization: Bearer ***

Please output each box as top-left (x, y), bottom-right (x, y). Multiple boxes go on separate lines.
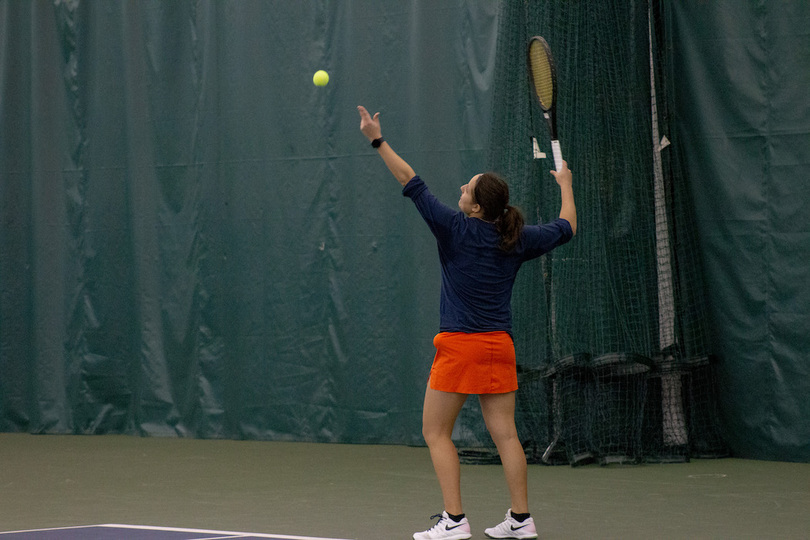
top-left (473, 172), bottom-right (525, 252)
top-left (497, 205), bottom-right (524, 252)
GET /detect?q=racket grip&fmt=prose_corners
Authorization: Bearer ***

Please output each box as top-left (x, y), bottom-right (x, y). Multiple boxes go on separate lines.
top-left (551, 140), bottom-right (563, 172)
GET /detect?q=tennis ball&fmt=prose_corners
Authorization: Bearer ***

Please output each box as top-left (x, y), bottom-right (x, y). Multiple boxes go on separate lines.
top-left (313, 70), bottom-right (329, 86)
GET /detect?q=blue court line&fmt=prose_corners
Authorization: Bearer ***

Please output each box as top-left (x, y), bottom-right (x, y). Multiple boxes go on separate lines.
top-left (0, 524), bottom-right (355, 540)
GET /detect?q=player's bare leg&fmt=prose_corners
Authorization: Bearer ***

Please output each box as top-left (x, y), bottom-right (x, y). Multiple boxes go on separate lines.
top-left (479, 391), bottom-right (528, 513)
top-left (422, 387), bottom-right (468, 515)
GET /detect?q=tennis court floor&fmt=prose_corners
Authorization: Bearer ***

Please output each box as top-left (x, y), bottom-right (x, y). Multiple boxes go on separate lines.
top-left (2, 434), bottom-right (809, 539)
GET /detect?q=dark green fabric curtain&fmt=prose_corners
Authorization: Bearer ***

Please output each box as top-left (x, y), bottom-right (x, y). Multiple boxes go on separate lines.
top-left (0, 0), bottom-right (497, 443)
top-left (668, 1), bottom-right (810, 461)
top-left (1, 1), bottom-right (808, 462)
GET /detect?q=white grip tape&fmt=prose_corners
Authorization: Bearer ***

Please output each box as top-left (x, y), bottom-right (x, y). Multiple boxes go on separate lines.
top-left (551, 140), bottom-right (563, 172)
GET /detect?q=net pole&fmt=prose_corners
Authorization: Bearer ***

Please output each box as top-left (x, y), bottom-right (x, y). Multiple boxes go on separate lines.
top-left (649, 6), bottom-right (687, 448)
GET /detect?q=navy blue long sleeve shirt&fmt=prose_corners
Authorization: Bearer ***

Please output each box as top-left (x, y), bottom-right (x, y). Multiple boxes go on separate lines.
top-left (403, 175), bottom-right (573, 335)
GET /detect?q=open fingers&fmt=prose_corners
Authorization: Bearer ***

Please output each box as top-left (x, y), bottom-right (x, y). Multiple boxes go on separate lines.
top-left (357, 105), bottom-right (370, 120)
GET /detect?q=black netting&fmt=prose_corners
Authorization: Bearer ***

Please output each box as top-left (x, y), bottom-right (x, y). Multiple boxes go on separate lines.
top-left (460, 0), bottom-right (728, 466)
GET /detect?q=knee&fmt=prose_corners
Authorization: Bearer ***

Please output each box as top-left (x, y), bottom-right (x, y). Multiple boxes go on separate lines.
top-left (422, 426), bottom-right (439, 447)
top-left (422, 424), bottom-right (452, 447)
top-left (487, 424), bottom-right (520, 447)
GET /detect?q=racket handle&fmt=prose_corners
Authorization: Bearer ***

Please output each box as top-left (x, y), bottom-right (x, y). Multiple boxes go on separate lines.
top-left (551, 140), bottom-right (563, 172)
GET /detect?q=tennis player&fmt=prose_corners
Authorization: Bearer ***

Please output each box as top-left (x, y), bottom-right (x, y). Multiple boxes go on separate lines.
top-left (358, 105), bottom-right (576, 540)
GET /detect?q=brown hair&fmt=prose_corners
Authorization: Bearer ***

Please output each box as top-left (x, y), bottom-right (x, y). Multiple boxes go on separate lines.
top-left (473, 172), bottom-right (524, 252)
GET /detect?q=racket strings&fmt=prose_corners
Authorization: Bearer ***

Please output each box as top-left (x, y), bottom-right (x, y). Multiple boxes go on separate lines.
top-left (529, 42), bottom-right (555, 109)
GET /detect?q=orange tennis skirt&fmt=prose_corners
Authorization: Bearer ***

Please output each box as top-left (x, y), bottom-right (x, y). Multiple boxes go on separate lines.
top-left (429, 331), bottom-right (518, 394)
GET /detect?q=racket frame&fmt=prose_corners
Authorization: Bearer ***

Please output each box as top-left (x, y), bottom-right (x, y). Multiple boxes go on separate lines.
top-left (528, 36), bottom-right (563, 171)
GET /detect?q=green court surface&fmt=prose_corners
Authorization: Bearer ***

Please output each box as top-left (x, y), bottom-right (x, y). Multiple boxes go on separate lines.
top-left (1, 434), bottom-right (808, 539)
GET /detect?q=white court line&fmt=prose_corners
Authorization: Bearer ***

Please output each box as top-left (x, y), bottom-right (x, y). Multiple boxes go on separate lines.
top-left (0, 524), bottom-right (355, 540)
top-left (0, 526), bottom-right (93, 535)
top-left (102, 524), bottom-right (356, 540)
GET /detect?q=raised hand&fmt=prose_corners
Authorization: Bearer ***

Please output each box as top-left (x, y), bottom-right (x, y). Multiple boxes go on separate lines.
top-left (357, 105), bottom-right (382, 141)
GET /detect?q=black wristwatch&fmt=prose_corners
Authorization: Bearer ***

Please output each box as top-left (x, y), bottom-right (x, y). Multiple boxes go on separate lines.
top-left (371, 137), bottom-right (384, 148)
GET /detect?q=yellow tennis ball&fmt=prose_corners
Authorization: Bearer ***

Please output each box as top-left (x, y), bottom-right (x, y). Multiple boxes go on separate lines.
top-left (313, 70), bottom-right (329, 86)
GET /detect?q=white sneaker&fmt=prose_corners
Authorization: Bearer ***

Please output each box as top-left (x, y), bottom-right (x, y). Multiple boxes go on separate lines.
top-left (484, 509), bottom-right (538, 539)
top-left (413, 511), bottom-right (472, 540)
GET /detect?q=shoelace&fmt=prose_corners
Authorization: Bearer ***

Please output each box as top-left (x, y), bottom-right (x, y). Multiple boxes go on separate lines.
top-left (427, 513), bottom-right (449, 532)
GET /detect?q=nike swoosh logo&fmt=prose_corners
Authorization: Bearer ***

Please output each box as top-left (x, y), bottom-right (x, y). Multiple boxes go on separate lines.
top-left (511, 524), bottom-right (529, 531)
top-left (446, 523), bottom-right (465, 530)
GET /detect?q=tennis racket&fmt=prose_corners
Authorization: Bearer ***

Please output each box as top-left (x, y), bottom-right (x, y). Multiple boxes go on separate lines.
top-left (527, 36), bottom-right (563, 172)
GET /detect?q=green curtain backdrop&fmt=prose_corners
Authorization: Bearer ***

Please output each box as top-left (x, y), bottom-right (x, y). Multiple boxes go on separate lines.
top-left (668, 1), bottom-right (810, 462)
top-left (1, 1), bottom-right (808, 462)
top-left (0, 0), bottom-right (498, 443)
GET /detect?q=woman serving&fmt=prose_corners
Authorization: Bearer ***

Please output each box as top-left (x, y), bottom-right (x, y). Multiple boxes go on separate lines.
top-left (358, 105), bottom-right (576, 540)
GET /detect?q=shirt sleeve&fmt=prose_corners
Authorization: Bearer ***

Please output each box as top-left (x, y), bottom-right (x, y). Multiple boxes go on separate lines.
top-left (519, 218), bottom-right (574, 260)
top-left (402, 176), bottom-right (459, 241)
